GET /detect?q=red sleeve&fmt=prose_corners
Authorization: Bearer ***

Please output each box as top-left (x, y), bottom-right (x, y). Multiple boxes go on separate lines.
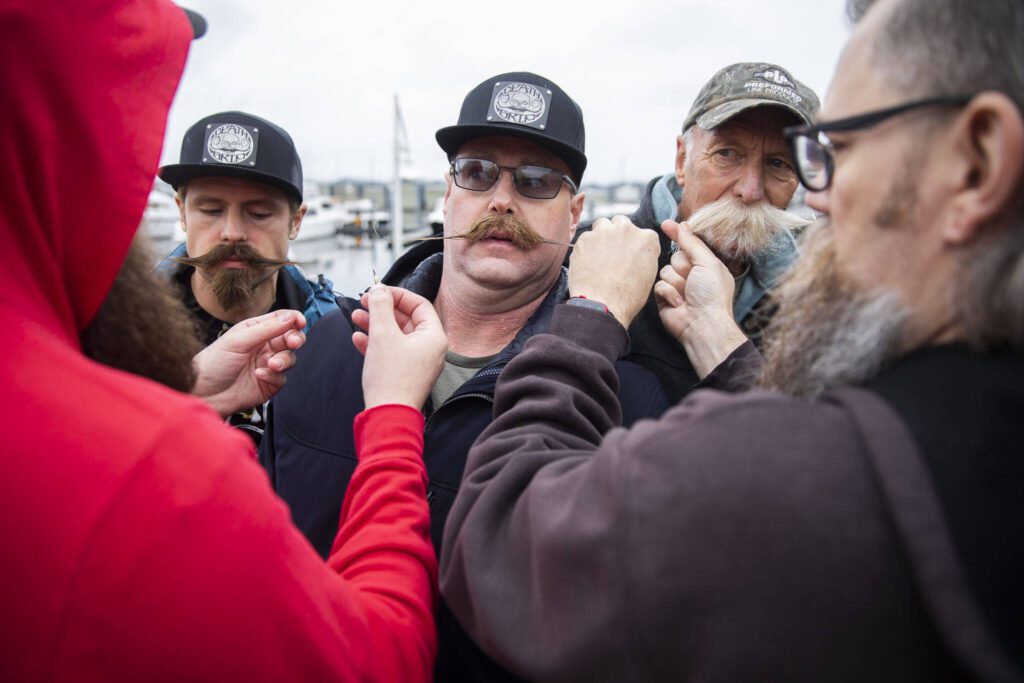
top-left (55, 405), bottom-right (436, 683)
top-left (329, 404), bottom-right (438, 680)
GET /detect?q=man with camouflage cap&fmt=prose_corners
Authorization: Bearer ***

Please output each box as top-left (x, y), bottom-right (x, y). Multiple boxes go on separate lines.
top-left (576, 63), bottom-right (819, 402)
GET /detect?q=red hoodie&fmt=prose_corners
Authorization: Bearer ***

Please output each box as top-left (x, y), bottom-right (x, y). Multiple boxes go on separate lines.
top-left (0, 2), bottom-right (436, 680)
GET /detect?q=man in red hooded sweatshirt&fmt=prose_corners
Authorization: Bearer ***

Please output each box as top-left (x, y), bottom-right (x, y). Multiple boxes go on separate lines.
top-left (0, 2), bottom-right (445, 680)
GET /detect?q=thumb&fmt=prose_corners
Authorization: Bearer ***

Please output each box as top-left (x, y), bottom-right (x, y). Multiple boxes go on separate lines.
top-left (660, 219), bottom-right (681, 243)
top-left (223, 310), bottom-right (305, 352)
top-left (366, 285), bottom-right (399, 337)
top-left (673, 221), bottom-right (719, 266)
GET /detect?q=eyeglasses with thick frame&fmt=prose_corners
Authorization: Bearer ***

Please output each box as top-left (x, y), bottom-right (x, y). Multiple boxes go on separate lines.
top-left (782, 94), bottom-right (974, 192)
top-left (450, 157), bottom-right (579, 200)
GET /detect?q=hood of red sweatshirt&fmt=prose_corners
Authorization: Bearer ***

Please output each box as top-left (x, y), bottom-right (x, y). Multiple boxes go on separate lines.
top-left (0, 0), bottom-right (193, 341)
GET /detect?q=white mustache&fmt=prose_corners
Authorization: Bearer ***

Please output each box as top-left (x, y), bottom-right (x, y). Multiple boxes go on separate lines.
top-left (687, 198), bottom-right (810, 260)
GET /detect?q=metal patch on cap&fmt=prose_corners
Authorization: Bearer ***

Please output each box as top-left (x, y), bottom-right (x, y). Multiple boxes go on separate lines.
top-left (203, 123), bottom-right (259, 166)
top-left (489, 81), bottom-right (551, 130)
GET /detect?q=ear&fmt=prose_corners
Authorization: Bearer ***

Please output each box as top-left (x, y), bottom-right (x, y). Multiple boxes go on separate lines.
top-left (568, 190), bottom-right (585, 240)
top-left (289, 204), bottom-right (307, 241)
top-left (175, 193), bottom-right (188, 233)
top-left (943, 92), bottom-right (1024, 245)
top-left (675, 135), bottom-right (687, 188)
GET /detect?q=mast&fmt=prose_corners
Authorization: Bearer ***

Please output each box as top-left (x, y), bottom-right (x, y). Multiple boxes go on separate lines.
top-left (391, 94), bottom-right (409, 262)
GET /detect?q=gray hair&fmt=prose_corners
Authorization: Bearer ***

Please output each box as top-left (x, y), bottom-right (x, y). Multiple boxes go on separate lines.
top-left (680, 127), bottom-right (697, 159)
top-left (847, 0), bottom-right (1024, 109)
top-left (849, 0), bottom-right (1024, 351)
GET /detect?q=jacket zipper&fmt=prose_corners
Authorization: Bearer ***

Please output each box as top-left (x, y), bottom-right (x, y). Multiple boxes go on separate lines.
top-left (422, 379), bottom-right (498, 507)
top-left (423, 391), bottom-right (495, 432)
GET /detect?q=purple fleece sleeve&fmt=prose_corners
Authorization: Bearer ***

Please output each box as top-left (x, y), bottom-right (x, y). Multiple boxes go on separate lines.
top-left (440, 304), bottom-right (923, 683)
top-left (696, 340), bottom-right (764, 392)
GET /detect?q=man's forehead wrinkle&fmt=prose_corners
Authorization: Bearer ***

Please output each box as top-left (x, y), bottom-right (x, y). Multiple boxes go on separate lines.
top-left (456, 138), bottom-right (570, 175)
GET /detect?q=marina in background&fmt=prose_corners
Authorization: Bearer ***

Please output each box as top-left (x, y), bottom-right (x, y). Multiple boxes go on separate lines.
top-left (142, 176), bottom-right (815, 298)
top-left (142, 177), bottom-right (653, 297)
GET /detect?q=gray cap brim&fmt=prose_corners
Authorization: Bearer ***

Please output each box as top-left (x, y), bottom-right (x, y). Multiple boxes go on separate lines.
top-left (695, 98), bottom-right (812, 131)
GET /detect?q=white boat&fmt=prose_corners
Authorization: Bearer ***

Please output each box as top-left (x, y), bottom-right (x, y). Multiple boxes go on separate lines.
top-left (299, 196), bottom-right (355, 241)
top-left (339, 198), bottom-right (390, 238)
top-left (426, 197), bottom-right (444, 233)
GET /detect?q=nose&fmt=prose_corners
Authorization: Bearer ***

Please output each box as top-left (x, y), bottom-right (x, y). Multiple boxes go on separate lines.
top-left (486, 169), bottom-right (516, 214)
top-left (805, 187), bottom-right (830, 215)
top-left (733, 159), bottom-right (766, 204)
top-left (218, 206), bottom-right (247, 242)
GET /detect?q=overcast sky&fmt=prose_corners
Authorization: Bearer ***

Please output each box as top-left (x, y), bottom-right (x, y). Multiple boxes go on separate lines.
top-left (163, 0), bottom-right (852, 186)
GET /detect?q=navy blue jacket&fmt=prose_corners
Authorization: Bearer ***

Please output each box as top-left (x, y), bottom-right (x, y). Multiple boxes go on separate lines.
top-left (261, 239), bottom-right (669, 554)
top-left (260, 240), bottom-right (670, 682)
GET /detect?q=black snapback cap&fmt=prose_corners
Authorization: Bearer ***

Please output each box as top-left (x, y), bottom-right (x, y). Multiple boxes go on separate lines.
top-left (158, 111), bottom-right (303, 203)
top-left (436, 72), bottom-right (587, 183)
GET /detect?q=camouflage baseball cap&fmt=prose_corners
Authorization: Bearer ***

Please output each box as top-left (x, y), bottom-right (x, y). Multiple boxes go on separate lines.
top-left (682, 62), bottom-right (820, 132)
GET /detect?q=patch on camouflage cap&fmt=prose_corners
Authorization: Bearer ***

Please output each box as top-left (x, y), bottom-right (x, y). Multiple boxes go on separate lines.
top-left (682, 62), bottom-right (820, 132)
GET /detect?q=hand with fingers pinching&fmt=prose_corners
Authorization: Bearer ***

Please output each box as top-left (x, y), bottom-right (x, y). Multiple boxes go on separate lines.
top-left (192, 309), bottom-right (308, 417)
top-left (655, 219), bottom-right (749, 379)
top-left (351, 285), bottom-right (449, 410)
top-left (568, 215), bottom-right (661, 328)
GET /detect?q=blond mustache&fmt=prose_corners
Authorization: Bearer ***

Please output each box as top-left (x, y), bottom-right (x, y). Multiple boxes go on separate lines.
top-left (413, 214), bottom-right (572, 249)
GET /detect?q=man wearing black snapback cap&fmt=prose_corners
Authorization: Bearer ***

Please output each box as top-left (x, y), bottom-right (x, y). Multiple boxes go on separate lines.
top-left (260, 72), bottom-right (669, 680)
top-left (157, 111), bottom-right (338, 444)
top-left (574, 63), bottom-right (820, 403)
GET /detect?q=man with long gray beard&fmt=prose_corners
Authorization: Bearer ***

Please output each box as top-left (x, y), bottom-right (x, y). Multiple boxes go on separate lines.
top-left (157, 111), bottom-right (338, 444)
top-left (260, 71), bottom-right (669, 681)
top-left (439, 0), bottom-right (1024, 679)
top-left (573, 62), bottom-right (818, 402)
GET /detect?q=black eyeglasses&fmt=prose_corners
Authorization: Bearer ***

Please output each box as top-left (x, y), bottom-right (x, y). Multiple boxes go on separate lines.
top-left (450, 158), bottom-right (578, 200)
top-left (783, 94), bottom-right (973, 191)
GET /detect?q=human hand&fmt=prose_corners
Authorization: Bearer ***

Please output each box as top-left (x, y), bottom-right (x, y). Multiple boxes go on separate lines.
top-left (654, 220), bottom-right (747, 378)
top-left (568, 215), bottom-right (660, 327)
top-left (192, 310), bottom-right (306, 417)
top-left (351, 285), bottom-right (448, 410)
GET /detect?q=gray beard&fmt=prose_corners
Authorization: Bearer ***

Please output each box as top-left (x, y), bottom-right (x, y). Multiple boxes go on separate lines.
top-left (757, 220), bottom-right (909, 399)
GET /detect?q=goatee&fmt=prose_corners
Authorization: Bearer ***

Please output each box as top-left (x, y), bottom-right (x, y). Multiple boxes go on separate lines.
top-left (174, 242), bottom-right (295, 312)
top-left (757, 220), bottom-right (909, 398)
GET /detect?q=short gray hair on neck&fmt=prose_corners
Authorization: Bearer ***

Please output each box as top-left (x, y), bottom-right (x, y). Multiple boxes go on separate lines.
top-left (847, 0), bottom-right (1024, 108)
top-left (680, 126), bottom-right (697, 159)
